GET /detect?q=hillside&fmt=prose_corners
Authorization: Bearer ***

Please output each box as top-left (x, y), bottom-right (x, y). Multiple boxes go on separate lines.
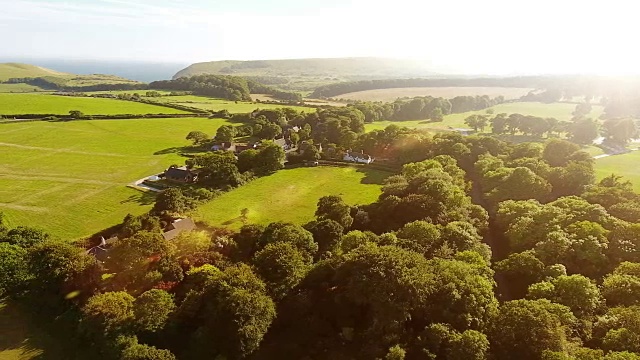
top-left (173, 57), bottom-right (439, 90)
top-left (0, 63), bottom-right (69, 81)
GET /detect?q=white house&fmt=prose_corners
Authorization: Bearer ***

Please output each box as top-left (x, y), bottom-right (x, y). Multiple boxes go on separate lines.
top-left (343, 151), bottom-right (374, 164)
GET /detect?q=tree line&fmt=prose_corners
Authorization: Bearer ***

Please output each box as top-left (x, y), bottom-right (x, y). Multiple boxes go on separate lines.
top-left (3, 76), bottom-right (148, 92)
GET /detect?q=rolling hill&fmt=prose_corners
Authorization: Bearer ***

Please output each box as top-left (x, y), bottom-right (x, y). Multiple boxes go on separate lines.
top-left (173, 57), bottom-right (439, 90)
top-left (0, 63), bottom-right (70, 81)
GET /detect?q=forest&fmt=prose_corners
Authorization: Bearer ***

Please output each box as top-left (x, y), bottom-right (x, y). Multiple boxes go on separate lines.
top-left (2, 96), bottom-right (640, 359)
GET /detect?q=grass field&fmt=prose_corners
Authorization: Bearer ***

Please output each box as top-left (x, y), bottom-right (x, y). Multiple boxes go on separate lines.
top-left (0, 63), bottom-right (68, 81)
top-left (0, 84), bottom-right (46, 93)
top-left (0, 117), bottom-right (233, 240)
top-left (364, 102), bottom-right (605, 132)
top-left (595, 150), bottom-right (640, 191)
top-left (0, 93), bottom-right (190, 115)
top-left (337, 87), bottom-right (534, 102)
top-left (196, 166), bottom-right (387, 229)
top-left (148, 95), bottom-right (314, 113)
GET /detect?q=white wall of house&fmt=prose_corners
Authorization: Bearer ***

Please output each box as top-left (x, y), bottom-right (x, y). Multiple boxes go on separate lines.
top-left (343, 154), bottom-right (373, 164)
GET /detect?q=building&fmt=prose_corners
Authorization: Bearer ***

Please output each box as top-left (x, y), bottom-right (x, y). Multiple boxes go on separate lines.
top-left (164, 166), bottom-right (198, 183)
top-left (211, 142), bottom-right (236, 152)
top-left (86, 235), bottom-right (119, 262)
top-left (162, 218), bottom-right (196, 241)
top-left (343, 151), bottom-right (374, 164)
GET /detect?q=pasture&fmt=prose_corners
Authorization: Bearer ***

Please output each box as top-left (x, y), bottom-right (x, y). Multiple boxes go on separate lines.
top-left (0, 93), bottom-right (190, 115)
top-left (0, 63), bottom-right (68, 81)
top-left (338, 87), bottom-right (534, 102)
top-left (0, 84), bottom-right (45, 93)
top-left (148, 95), bottom-right (313, 113)
top-left (0, 117), bottom-right (233, 240)
top-left (595, 150), bottom-right (640, 191)
top-left (364, 102), bottom-right (605, 132)
top-left (196, 166), bottom-right (387, 229)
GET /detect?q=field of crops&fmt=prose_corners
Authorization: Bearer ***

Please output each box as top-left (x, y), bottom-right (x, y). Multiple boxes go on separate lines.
top-left (197, 166), bottom-right (387, 229)
top-left (364, 102), bottom-right (605, 132)
top-left (337, 87), bottom-right (534, 102)
top-left (0, 117), bottom-right (233, 240)
top-left (148, 95), bottom-right (313, 113)
top-left (0, 93), bottom-right (191, 115)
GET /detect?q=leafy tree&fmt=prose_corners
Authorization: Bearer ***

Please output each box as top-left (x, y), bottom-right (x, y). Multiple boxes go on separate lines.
top-left (81, 291), bottom-right (135, 337)
top-left (214, 125), bottom-right (236, 143)
top-left (568, 118), bottom-right (599, 145)
top-left (542, 139), bottom-right (581, 167)
top-left (385, 345), bottom-right (406, 360)
top-left (0, 226), bottom-right (50, 248)
top-left (69, 110), bottom-right (84, 118)
top-left (315, 195), bottom-right (354, 230)
top-left (0, 243), bottom-right (29, 297)
top-left (395, 220), bottom-right (441, 257)
top-left (252, 242), bottom-right (309, 300)
top-left (602, 118), bottom-right (638, 145)
top-left (120, 213), bottom-right (162, 238)
top-left (464, 114), bottom-right (489, 132)
top-left (304, 219), bottom-right (343, 258)
top-left (491, 113), bottom-right (508, 134)
top-left (495, 250), bottom-right (546, 298)
top-left (185, 131), bottom-right (210, 146)
top-left (121, 343), bottom-right (177, 360)
top-left (527, 275), bottom-right (601, 316)
top-left (187, 151), bottom-right (243, 187)
top-left (340, 230), bottom-right (378, 253)
top-left (153, 188), bottom-right (195, 214)
top-left (237, 149), bottom-right (258, 173)
top-left (594, 306), bottom-right (640, 354)
top-left (265, 223), bottom-right (318, 261)
top-left (134, 289), bottom-right (176, 333)
top-left (259, 122), bottom-right (283, 140)
top-left (253, 141), bottom-right (285, 174)
top-left (488, 299), bottom-right (577, 360)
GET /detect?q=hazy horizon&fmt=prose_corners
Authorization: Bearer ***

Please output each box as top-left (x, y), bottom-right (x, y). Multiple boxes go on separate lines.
top-left (2, 0), bottom-right (640, 75)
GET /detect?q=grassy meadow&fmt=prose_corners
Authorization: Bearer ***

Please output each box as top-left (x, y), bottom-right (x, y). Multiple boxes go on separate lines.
top-left (148, 95), bottom-right (313, 113)
top-left (595, 150), bottom-right (640, 191)
top-left (364, 102), bottom-right (605, 132)
top-left (196, 166), bottom-right (387, 229)
top-left (0, 117), bottom-right (233, 240)
top-left (0, 93), bottom-right (190, 115)
top-left (338, 87), bottom-right (533, 102)
top-left (0, 63), bottom-right (68, 81)
top-left (0, 84), bottom-right (46, 93)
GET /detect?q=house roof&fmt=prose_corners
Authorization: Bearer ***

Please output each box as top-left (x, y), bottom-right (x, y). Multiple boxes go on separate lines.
top-left (163, 218), bottom-right (196, 240)
top-left (347, 151), bottom-right (372, 159)
top-left (165, 166), bottom-right (191, 179)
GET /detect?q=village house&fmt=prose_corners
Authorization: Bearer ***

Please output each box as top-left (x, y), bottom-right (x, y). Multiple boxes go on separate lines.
top-left (211, 142), bottom-right (236, 152)
top-left (86, 235), bottom-right (119, 262)
top-left (164, 166), bottom-right (199, 183)
top-left (162, 218), bottom-right (196, 241)
top-left (343, 150), bottom-right (374, 164)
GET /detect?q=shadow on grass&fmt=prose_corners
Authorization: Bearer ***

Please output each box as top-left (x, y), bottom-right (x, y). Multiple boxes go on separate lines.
top-left (0, 299), bottom-right (99, 360)
top-left (153, 145), bottom-right (203, 156)
top-left (356, 167), bottom-right (392, 185)
top-left (120, 191), bottom-right (157, 206)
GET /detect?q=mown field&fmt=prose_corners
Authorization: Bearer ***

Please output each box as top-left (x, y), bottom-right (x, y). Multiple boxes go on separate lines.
top-left (337, 87), bottom-right (534, 102)
top-left (148, 95), bottom-right (313, 113)
top-left (595, 150), bottom-right (640, 191)
top-left (364, 102), bottom-right (605, 132)
top-left (197, 166), bottom-right (387, 229)
top-left (0, 93), bottom-right (190, 115)
top-left (0, 117), bottom-right (233, 240)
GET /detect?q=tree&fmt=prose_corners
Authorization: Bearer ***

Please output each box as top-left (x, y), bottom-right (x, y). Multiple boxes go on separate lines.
top-left (602, 118), bottom-right (638, 145)
top-left (488, 299), bottom-right (577, 360)
top-left (185, 131), bottom-right (209, 146)
top-left (237, 149), bottom-right (258, 173)
top-left (253, 141), bottom-right (285, 174)
top-left (430, 108), bottom-right (444, 122)
top-left (304, 219), bottom-right (343, 258)
top-left (0, 243), bottom-right (29, 297)
top-left (315, 195), bottom-right (354, 229)
top-left (264, 223), bottom-right (318, 261)
top-left (121, 343), bottom-right (177, 360)
top-left (464, 114), bottom-right (489, 132)
top-left (491, 113), bottom-right (508, 134)
top-left (0, 226), bottom-right (50, 248)
top-left (573, 103), bottom-right (593, 118)
top-left (81, 291), bottom-right (135, 337)
top-left (542, 139), bottom-right (580, 167)
top-left (153, 188), bottom-right (194, 214)
top-left (495, 250), bottom-right (546, 298)
top-left (527, 275), bottom-right (601, 316)
top-left (214, 125), bottom-right (236, 143)
top-left (385, 345), bottom-right (406, 360)
top-left (568, 118), bottom-right (599, 145)
top-left (187, 151), bottom-right (242, 187)
top-left (252, 242), bottom-right (309, 300)
top-left (133, 289), bottom-right (176, 333)
top-left (259, 122), bottom-right (282, 140)
top-left (69, 110), bottom-right (84, 118)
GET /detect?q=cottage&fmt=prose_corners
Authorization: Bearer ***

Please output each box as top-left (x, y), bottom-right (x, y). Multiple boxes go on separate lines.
top-left (163, 218), bottom-right (196, 241)
top-left (164, 166), bottom-right (198, 183)
top-left (343, 151), bottom-right (374, 164)
top-left (234, 143), bottom-right (257, 153)
top-left (86, 235), bottom-right (119, 262)
top-left (211, 142), bottom-right (236, 152)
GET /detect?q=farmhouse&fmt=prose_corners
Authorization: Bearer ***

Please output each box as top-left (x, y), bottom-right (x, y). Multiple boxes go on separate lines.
top-left (211, 142), bottom-right (235, 152)
top-left (344, 150), bottom-right (374, 164)
top-left (163, 218), bottom-right (196, 241)
top-left (164, 166), bottom-right (199, 183)
top-left (86, 235), bottom-right (119, 261)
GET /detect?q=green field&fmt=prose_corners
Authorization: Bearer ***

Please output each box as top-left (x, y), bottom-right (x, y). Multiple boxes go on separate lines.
top-left (196, 166), bottom-right (387, 229)
top-left (0, 93), bottom-right (191, 115)
top-left (148, 95), bottom-right (313, 113)
top-left (595, 150), bottom-right (640, 191)
top-left (0, 63), bottom-right (69, 81)
top-left (0, 84), bottom-right (46, 93)
top-left (0, 117), bottom-right (233, 240)
top-left (364, 102), bottom-right (605, 132)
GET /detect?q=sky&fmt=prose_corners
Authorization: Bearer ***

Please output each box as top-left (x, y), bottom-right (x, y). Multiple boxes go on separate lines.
top-left (1, 0), bottom-right (639, 75)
